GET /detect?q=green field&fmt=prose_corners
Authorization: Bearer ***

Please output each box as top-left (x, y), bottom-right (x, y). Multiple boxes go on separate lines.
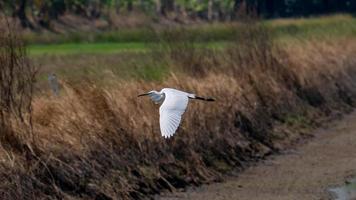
top-left (29, 14), bottom-right (356, 87)
top-left (28, 41), bottom-right (227, 55)
top-left (27, 15), bottom-right (356, 56)
top-left (28, 42), bottom-right (147, 55)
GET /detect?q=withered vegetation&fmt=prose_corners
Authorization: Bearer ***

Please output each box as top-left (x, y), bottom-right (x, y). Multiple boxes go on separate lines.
top-left (0, 17), bottom-right (37, 155)
top-left (1, 18), bottom-right (356, 200)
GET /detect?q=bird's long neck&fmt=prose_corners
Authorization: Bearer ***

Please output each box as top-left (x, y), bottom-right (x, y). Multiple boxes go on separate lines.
top-left (150, 91), bottom-right (165, 104)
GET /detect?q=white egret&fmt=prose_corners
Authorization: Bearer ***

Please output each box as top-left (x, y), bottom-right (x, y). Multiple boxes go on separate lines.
top-left (138, 88), bottom-right (214, 138)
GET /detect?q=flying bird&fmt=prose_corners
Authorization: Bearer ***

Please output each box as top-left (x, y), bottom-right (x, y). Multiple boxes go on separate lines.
top-left (138, 88), bottom-right (214, 138)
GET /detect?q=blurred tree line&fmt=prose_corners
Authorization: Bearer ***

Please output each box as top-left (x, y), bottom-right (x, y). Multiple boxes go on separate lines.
top-left (1, 0), bottom-right (356, 29)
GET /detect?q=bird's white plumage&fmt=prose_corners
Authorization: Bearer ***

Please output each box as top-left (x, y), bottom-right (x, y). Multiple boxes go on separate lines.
top-left (139, 88), bottom-right (212, 138)
top-left (159, 88), bottom-right (189, 138)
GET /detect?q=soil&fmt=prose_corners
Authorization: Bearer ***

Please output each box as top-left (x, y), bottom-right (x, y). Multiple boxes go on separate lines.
top-left (157, 111), bottom-right (356, 200)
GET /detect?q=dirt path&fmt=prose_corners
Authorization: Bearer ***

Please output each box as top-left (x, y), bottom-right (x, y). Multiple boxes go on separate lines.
top-left (157, 112), bottom-right (356, 200)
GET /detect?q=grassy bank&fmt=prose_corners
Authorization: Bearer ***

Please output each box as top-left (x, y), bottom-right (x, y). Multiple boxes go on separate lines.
top-left (1, 18), bottom-right (356, 200)
top-left (27, 15), bottom-right (356, 55)
top-left (28, 41), bottom-right (225, 55)
top-left (28, 42), bottom-right (148, 55)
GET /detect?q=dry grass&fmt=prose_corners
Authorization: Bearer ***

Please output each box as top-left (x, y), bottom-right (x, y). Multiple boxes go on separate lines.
top-left (1, 21), bottom-right (356, 199)
top-left (0, 18), bottom-right (37, 155)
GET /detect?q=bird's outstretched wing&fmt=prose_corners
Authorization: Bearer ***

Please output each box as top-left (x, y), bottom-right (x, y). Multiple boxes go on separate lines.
top-left (159, 89), bottom-right (189, 138)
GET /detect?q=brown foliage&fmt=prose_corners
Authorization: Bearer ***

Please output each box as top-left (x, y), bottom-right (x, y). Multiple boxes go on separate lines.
top-left (2, 23), bottom-right (356, 199)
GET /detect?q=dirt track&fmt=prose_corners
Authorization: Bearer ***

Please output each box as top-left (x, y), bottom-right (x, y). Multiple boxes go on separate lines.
top-left (158, 112), bottom-right (356, 200)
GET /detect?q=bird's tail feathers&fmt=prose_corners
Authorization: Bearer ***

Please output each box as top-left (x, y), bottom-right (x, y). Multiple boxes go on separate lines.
top-left (190, 94), bottom-right (215, 101)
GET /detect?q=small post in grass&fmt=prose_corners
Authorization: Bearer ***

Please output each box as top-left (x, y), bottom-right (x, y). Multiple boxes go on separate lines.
top-left (48, 73), bottom-right (60, 96)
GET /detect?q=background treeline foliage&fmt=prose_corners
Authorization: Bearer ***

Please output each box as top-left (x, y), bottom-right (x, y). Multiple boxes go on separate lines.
top-left (1, 0), bottom-right (356, 29)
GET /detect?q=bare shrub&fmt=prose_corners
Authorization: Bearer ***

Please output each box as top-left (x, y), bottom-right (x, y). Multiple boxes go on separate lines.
top-left (0, 17), bottom-right (37, 151)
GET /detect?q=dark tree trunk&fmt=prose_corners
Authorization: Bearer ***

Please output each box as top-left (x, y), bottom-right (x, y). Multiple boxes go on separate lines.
top-left (232, 0), bottom-right (244, 19)
top-left (322, 0), bottom-right (332, 13)
top-left (115, 0), bottom-right (121, 14)
top-left (161, 0), bottom-right (175, 16)
top-left (127, 0), bottom-right (133, 12)
top-left (245, 0), bottom-right (257, 16)
top-left (15, 0), bottom-right (34, 29)
top-left (266, 0), bottom-right (284, 18)
top-left (256, 0), bottom-right (267, 17)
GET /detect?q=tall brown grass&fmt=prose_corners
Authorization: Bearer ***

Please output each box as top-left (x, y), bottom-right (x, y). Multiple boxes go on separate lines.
top-left (2, 22), bottom-right (356, 199)
top-left (0, 18), bottom-right (37, 154)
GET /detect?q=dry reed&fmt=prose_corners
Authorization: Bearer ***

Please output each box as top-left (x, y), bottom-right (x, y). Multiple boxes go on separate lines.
top-left (1, 22), bottom-right (356, 199)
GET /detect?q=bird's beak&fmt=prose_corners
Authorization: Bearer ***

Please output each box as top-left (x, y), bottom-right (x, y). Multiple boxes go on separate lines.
top-left (137, 93), bottom-right (149, 97)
